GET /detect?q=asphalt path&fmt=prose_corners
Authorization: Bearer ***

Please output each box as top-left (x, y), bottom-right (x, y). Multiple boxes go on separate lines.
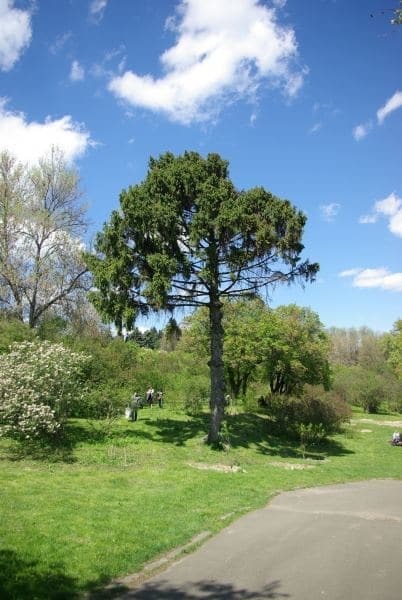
top-left (113, 479), bottom-right (402, 599)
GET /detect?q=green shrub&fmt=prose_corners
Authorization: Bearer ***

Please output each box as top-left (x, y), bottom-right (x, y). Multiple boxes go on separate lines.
top-left (0, 317), bottom-right (37, 354)
top-left (261, 385), bottom-right (350, 439)
top-left (182, 378), bottom-right (210, 415)
top-left (76, 385), bottom-right (130, 419)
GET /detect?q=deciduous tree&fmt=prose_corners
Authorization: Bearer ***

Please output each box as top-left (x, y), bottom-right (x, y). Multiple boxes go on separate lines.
top-left (0, 149), bottom-right (90, 327)
top-left (384, 319), bottom-right (402, 380)
top-left (261, 304), bottom-right (331, 396)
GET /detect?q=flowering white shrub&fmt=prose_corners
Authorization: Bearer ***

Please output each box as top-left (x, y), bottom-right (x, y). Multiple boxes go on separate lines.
top-left (0, 340), bottom-right (90, 440)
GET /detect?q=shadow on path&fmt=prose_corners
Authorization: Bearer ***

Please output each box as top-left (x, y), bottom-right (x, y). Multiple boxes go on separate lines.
top-left (89, 578), bottom-right (289, 599)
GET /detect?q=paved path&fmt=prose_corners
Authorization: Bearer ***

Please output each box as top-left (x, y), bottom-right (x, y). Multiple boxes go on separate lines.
top-left (113, 479), bottom-right (402, 599)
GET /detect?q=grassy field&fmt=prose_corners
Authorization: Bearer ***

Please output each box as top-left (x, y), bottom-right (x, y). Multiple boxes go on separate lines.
top-left (1, 406), bottom-right (401, 599)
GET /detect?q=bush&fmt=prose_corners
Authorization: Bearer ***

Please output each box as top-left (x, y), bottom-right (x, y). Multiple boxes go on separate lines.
top-left (0, 340), bottom-right (90, 440)
top-left (298, 422), bottom-right (326, 455)
top-left (77, 385), bottom-right (130, 419)
top-left (0, 317), bottom-right (37, 354)
top-left (66, 336), bottom-right (139, 391)
top-left (261, 385), bottom-right (350, 440)
top-left (182, 378), bottom-right (210, 415)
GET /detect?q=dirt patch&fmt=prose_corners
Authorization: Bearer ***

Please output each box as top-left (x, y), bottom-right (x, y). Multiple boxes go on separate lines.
top-left (360, 429), bottom-right (372, 433)
top-left (188, 462), bottom-right (243, 473)
top-left (268, 461), bottom-right (316, 471)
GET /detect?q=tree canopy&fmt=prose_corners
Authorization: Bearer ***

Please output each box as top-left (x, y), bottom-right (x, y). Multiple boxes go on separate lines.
top-left (87, 151), bottom-right (319, 443)
top-left (262, 304), bottom-right (331, 396)
top-left (384, 319), bottom-right (402, 380)
top-left (182, 300), bottom-right (330, 399)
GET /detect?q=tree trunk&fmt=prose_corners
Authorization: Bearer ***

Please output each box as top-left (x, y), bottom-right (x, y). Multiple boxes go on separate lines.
top-left (241, 372), bottom-right (250, 397)
top-left (207, 297), bottom-right (225, 445)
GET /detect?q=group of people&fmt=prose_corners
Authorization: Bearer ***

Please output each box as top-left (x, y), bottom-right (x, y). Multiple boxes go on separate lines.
top-left (146, 386), bottom-right (164, 408)
top-left (127, 386), bottom-right (164, 422)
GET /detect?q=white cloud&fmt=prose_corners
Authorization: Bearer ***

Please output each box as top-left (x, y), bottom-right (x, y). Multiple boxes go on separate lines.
top-left (377, 90), bottom-right (402, 125)
top-left (320, 203), bottom-right (340, 222)
top-left (309, 122), bottom-right (322, 134)
top-left (339, 268), bottom-right (362, 277)
top-left (49, 31), bottom-right (72, 55)
top-left (108, 0), bottom-right (305, 124)
top-left (70, 60), bottom-right (85, 82)
top-left (0, 0), bottom-right (32, 71)
top-left (340, 267), bottom-right (402, 292)
top-left (310, 102), bottom-right (339, 133)
top-left (352, 121), bottom-right (372, 141)
top-left (358, 213), bottom-right (377, 224)
top-left (250, 111), bottom-right (258, 126)
top-left (374, 193), bottom-right (402, 217)
top-left (0, 98), bottom-right (93, 164)
top-left (353, 90), bottom-right (402, 140)
top-left (89, 0), bottom-right (108, 24)
top-left (90, 45), bottom-right (126, 79)
top-left (360, 192), bottom-right (402, 237)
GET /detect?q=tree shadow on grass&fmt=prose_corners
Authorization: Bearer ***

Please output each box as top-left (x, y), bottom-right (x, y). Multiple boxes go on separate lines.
top-left (88, 578), bottom-right (289, 599)
top-left (0, 418), bottom-right (124, 463)
top-left (0, 422), bottom-right (105, 463)
top-left (0, 438), bottom-right (78, 464)
top-left (0, 549), bottom-right (81, 600)
top-left (144, 412), bottom-right (353, 461)
top-left (0, 418), bottom-right (152, 463)
top-left (142, 414), bottom-right (210, 446)
top-left (225, 413), bottom-right (354, 460)
top-left (1, 412), bottom-right (353, 464)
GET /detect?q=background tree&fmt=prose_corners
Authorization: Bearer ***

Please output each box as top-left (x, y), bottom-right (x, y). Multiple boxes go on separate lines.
top-left (328, 326), bottom-right (386, 369)
top-left (223, 297), bottom-right (267, 399)
top-left (260, 304), bottom-right (331, 396)
top-left (330, 322), bottom-right (402, 413)
top-left (0, 149), bottom-right (90, 327)
top-left (180, 298), bottom-right (267, 399)
top-left (358, 327), bottom-right (387, 371)
top-left (127, 326), bottom-right (162, 349)
top-left (87, 151), bottom-right (318, 444)
top-left (160, 317), bottom-right (182, 351)
top-left (327, 327), bottom-right (360, 366)
top-left (179, 308), bottom-right (210, 357)
top-left (332, 365), bottom-right (386, 414)
top-left (384, 319), bottom-right (402, 380)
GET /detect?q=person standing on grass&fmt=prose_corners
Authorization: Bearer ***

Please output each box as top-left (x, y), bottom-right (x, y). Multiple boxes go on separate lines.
top-left (156, 390), bottom-right (163, 408)
top-left (146, 386), bottom-right (154, 408)
top-left (130, 392), bottom-right (141, 421)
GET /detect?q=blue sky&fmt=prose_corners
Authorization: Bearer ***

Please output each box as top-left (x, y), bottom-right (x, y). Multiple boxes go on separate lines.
top-left (0, 0), bottom-right (401, 333)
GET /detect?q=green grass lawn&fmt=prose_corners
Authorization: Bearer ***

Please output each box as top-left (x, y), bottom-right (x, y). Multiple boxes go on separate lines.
top-left (1, 407), bottom-right (401, 599)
